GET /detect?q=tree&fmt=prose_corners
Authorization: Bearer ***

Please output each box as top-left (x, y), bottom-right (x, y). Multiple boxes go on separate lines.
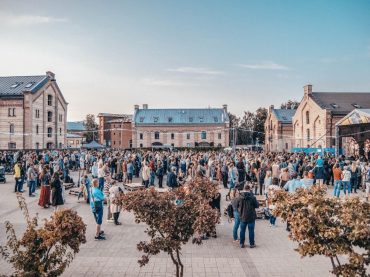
top-left (0, 194), bottom-right (87, 277)
top-left (252, 107), bottom-right (267, 144)
top-left (84, 114), bottom-right (98, 143)
top-left (239, 111), bottom-right (255, 145)
top-left (272, 186), bottom-right (370, 277)
top-left (119, 177), bottom-right (220, 277)
top-left (228, 112), bottom-right (240, 146)
top-left (280, 100), bottom-right (300, 109)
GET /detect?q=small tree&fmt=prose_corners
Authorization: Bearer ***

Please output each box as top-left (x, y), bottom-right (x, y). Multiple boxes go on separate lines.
top-left (272, 186), bottom-right (370, 277)
top-left (119, 177), bottom-right (220, 277)
top-left (0, 194), bottom-right (86, 277)
top-left (84, 114), bottom-right (98, 143)
top-left (280, 99), bottom-right (300, 109)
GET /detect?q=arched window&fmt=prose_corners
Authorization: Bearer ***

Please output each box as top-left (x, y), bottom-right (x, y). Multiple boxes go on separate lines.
top-left (306, 111), bottom-right (310, 124)
top-left (48, 111), bottom-right (53, 122)
top-left (47, 95), bottom-right (53, 106)
top-left (47, 127), bottom-right (53, 138)
top-left (36, 125), bottom-right (39, 135)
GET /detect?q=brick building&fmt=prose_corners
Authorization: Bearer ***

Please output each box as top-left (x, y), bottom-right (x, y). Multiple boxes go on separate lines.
top-left (132, 104), bottom-right (230, 148)
top-left (292, 84), bottom-right (370, 149)
top-left (0, 71), bottom-right (67, 149)
top-left (97, 113), bottom-right (132, 147)
top-left (264, 105), bottom-right (295, 152)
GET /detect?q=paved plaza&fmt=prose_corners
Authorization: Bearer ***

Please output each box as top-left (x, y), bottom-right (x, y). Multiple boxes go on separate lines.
top-left (0, 171), bottom-right (349, 277)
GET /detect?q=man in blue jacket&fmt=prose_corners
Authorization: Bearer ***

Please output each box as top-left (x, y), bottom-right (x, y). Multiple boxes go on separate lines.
top-left (90, 179), bottom-right (106, 241)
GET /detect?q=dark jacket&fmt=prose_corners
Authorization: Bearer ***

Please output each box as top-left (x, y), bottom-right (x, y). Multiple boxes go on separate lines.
top-left (236, 191), bottom-right (259, 223)
top-left (51, 178), bottom-right (64, 206)
top-left (167, 172), bottom-right (178, 188)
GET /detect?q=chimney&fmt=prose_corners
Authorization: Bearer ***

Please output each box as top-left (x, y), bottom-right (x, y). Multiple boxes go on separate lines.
top-left (304, 84), bottom-right (312, 96)
top-left (269, 105), bottom-right (274, 113)
top-left (46, 71), bottom-right (55, 80)
top-left (134, 105), bottom-right (139, 111)
top-left (143, 104), bottom-right (148, 109)
top-left (222, 104), bottom-right (228, 113)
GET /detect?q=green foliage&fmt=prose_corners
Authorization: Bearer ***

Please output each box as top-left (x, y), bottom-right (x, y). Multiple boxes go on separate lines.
top-left (280, 99), bottom-right (300, 109)
top-left (119, 177), bottom-right (220, 277)
top-left (84, 114), bottom-right (98, 143)
top-left (272, 186), bottom-right (370, 277)
top-left (0, 194), bottom-right (87, 277)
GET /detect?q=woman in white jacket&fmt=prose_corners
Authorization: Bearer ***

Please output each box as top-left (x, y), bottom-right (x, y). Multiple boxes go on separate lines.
top-left (109, 184), bottom-right (123, 225)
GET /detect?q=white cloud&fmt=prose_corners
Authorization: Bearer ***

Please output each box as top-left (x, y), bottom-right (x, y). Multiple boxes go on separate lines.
top-left (0, 12), bottom-right (68, 26)
top-left (167, 67), bottom-right (224, 75)
top-left (237, 61), bottom-right (289, 70)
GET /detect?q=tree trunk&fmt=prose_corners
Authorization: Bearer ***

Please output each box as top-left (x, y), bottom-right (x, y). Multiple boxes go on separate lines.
top-left (330, 257), bottom-right (339, 277)
top-left (176, 249), bottom-right (184, 277)
top-left (169, 251), bottom-right (180, 277)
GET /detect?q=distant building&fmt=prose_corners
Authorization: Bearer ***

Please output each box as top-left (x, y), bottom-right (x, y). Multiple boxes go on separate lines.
top-left (66, 133), bottom-right (84, 148)
top-left (0, 71), bottom-right (68, 149)
top-left (293, 84), bottom-right (370, 149)
top-left (264, 105), bottom-right (295, 152)
top-left (132, 104), bottom-right (230, 148)
top-left (97, 113), bottom-right (132, 147)
top-left (67, 121), bottom-right (86, 135)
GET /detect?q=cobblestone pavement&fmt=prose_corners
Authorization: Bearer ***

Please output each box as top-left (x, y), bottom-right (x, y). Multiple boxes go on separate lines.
top-left (2, 171), bottom-right (365, 277)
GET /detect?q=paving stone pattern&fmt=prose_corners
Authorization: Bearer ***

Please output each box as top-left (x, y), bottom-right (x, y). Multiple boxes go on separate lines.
top-left (0, 172), bottom-right (339, 277)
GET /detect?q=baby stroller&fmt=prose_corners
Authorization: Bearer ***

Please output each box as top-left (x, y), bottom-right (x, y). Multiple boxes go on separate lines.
top-left (0, 166), bottom-right (6, 183)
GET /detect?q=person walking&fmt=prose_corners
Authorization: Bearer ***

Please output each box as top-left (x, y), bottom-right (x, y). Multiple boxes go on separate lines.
top-left (236, 184), bottom-right (259, 248)
top-left (51, 172), bottom-right (64, 211)
top-left (14, 161), bottom-right (23, 193)
top-left (333, 163), bottom-right (343, 198)
top-left (90, 179), bottom-right (106, 241)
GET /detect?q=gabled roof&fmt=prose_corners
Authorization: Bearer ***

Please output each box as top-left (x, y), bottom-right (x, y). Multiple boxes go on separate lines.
top-left (310, 92), bottom-right (370, 114)
top-left (67, 121), bottom-right (86, 131)
top-left (0, 75), bottom-right (50, 97)
top-left (336, 109), bottom-right (370, 126)
top-left (134, 108), bottom-right (229, 125)
top-left (271, 109), bottom-right (296, 123)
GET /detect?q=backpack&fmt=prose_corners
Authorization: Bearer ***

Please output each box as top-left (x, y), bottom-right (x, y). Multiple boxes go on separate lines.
top-left (227, 203), bottom-right (234, 219)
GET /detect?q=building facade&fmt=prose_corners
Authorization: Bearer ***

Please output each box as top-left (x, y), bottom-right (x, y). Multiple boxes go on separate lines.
top-left (132, 104), bottom-right (230, 148)
top-left (66, 133), bottom-right (84, 148)
top-left (292, 84), bottom-right (370, 149)
top-left (264, 105), bottom-right (295, 152)
top-left (98, 113), bottom-right (132, 147)
top-left (0, 71), bottom-right (68, 150)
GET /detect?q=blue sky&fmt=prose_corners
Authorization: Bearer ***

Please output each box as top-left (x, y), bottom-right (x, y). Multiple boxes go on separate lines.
top-left (0, 0), bottom-right (369, 120)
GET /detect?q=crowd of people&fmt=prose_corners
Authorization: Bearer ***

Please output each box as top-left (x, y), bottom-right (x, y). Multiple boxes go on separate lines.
top-left (1, 148), bottom-right (369, 244)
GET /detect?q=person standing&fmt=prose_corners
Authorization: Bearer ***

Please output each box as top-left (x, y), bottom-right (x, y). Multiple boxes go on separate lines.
top-left (156, 161), bottom-right (164, 188)
top-left (109, 183), bottom-right (123, 225)
top-left (342, 166), bottom-right (352, 195)
top-left (98, 162), bottom-right (105, 191)
top-left (142, 162), bottom-right (150, 188)
top-left (90, 179), bottom-right (106, 241)
top-left (236, 184), bottom-right (259, 248)
top-left (38, 167), bottom-right (51, 208)
top-left (14, 161), bottom-right (23, 193)
top-left (51, 172), bottom-right (64, 211)
top-left (333, 163), bottom-right (343, 198)
top-left (27, 164), bottom-right (37, 197)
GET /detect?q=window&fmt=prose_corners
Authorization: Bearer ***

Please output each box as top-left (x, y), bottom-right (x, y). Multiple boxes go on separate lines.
top-left (47, 111), bottom-right (53, 122)
top-left (139, 133), bottom-right (143, 140)
top-left (306, 111), bottom-right (310, 124)
top-left (199, 117), bottom-right (204, 123)
top-left (201, 131), bottom-right (207, 140)
top-left (8, 108), bottom-right (15, 117)
top-left (189, 117), bottom-right (193, 123)
top-left (36, 125), bottom-right (39, 135)
top-left (352, 103), bottom-right (361, 109)
top-left (139, 117), bottom-right (144, 123)
top-left (218, 133), bottom-right (222, 139)
top-left (35, 109), bottom-right (40, 118)
top-left (36, 142), bottom-right (40, 149)
top-left (59, 128), bottom-right (62, 136)
top-left (214, 117), bottom-right (218, 123)
top-left (25, 82), bottom-right (34, 88)
top-left (307, 128), bottom-right (310, 141)
top-left (9, 124), bottom-right (15, 134)
top-left (330, 103), bottom-right (338, 109)
top-left (285, 143), bottom-right (288, 149)
top-left (114, 141), bottom-right (116, 145)
top-left (59, 114), bottom-right (63, 122)
top-left (140, 143), bottom-right (143, 148)
top-left (8, 142), bottom-right (16, 149)
top-left (171, 143), bottom-right (174, 147)
top-left (47, 95), bottom-right (53, 106)
top-left (186, 133), bottom-right (190, 140)
top-left (171, 133), bottom-right (175, 140)
top-left (46, 142), bottom-right (53, 149)
top-left (10, 83), bottom-right (21, 89)
top-left (154, 132), bottom-right (160, 140)
top-left (168, 117), bottom-right (173, 123)
top-left (154, 117), bottom-right (159, 123)
top-left (47, 127), bottom-right (52, 138)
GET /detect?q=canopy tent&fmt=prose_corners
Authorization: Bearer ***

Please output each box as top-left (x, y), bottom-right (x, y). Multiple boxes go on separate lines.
top-left (82, 141), bottom-right (105, 149)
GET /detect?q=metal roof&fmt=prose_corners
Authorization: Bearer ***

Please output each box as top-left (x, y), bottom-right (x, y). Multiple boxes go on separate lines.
top-left (134, 108), bottom-right (229, 125)
top-left (336, 109), bottom-right (370, 126)
top-left (271, 109), bottom-right (296, 123)
top-left (0, 75), bottom-right (49, 97)
top-left (67, 121), bottom-right (86, 131)
top-left (66, 133), bottom-right (84, 138)
top-left (311, 92), bottom-right (370, 114)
